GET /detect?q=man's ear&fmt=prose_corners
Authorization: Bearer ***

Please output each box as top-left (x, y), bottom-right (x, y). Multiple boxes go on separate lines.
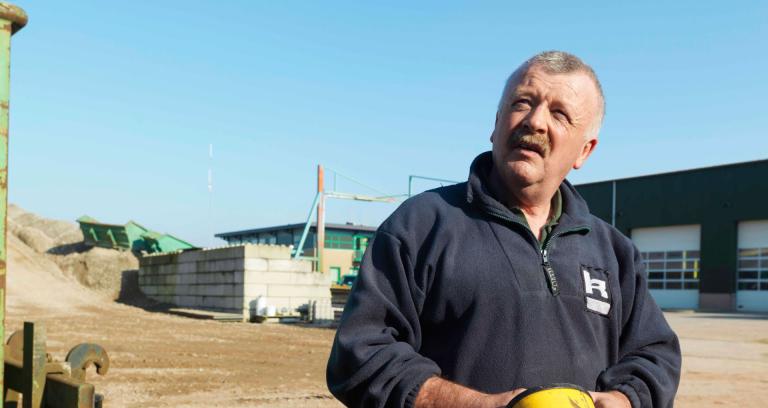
top-left (490, 111), bottom-right (500, 143)
top-left (573, 137), bottom-right (598, 169)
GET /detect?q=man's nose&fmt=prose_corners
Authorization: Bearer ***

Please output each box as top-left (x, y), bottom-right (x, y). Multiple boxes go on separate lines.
top-left (523, 103), bottom-right (548, 134)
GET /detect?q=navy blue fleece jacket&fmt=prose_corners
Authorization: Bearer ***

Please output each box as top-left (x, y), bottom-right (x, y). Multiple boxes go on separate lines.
top-left (327, 152), bottom-right (681, 408)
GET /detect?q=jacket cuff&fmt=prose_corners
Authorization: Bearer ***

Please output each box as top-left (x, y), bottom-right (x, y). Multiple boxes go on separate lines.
top-left (610, 383), bottom-right (641, 408)
top-left (404, 372), bottom-right (439, 408)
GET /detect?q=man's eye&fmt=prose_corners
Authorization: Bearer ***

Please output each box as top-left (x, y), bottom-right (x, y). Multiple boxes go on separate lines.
top-left (512, 99), bottom-right (530, 109)
top-left (552, 110), bottom-right (569, 121)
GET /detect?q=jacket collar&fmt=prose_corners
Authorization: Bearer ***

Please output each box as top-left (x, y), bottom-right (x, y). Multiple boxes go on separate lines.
top-left (465, 151), bottom-right (592, 230)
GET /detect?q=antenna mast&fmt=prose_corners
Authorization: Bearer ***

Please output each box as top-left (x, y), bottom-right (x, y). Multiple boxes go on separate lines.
top-left (208, 143), bottom-right (214, 247)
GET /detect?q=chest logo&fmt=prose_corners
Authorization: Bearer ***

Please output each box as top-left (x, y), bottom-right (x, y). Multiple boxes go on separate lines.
top-left (582, 266), bottom-right (611, 316)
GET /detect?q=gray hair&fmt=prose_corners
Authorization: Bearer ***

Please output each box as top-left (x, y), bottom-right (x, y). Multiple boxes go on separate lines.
top-left (498, 51), bottom-right (605, 135)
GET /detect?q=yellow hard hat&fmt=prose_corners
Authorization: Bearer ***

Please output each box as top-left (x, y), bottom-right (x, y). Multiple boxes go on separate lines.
top-left (507, 383), bottom-right (595, 408)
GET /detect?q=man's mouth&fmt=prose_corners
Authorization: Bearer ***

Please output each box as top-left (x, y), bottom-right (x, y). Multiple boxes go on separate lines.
top-left (513, 141), bottom-right (545, 157)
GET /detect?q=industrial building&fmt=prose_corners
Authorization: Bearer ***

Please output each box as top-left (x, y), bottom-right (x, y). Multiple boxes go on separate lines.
top-left (576, 158), bottom-right (768, 312)
top-left (215, 222), bottom-right (375, 284)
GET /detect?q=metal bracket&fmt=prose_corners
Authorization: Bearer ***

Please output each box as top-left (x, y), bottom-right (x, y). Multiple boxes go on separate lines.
top-left (65, 344), bottom-right (109, 382)
top-left (3, 322), bottom-right (109, 408)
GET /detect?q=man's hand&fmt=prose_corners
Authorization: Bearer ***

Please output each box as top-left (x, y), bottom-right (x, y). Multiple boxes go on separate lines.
top-left (589, 390), bottom-right (631, 408)
top-left (415, 376), bottom-right (525, 408)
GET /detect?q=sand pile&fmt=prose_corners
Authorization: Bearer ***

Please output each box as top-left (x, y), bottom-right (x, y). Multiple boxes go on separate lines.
top-left (6, 228), bottom-right (103, 314)
top-left (7, 204), bottom-right (139, 300)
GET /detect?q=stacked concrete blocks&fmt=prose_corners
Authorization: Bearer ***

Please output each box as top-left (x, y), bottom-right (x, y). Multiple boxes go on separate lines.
top-left (139, 246), bottom-right (246, 313)
top-left (139, 244), bottom-right (332, 321)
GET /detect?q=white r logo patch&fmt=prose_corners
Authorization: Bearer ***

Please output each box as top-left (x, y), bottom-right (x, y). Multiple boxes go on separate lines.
top-left (582, 266), bottom-right (611, 316)
top-left (583, 269), bottom-right (608, 299)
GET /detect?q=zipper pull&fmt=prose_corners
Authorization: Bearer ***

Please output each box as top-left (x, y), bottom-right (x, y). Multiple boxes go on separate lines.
top-left (542, 248), bottom-right (560, 296)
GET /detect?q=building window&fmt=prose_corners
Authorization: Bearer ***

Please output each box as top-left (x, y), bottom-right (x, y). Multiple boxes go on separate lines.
top-left (330, 266), bottom-right (341, 283)
top-left (640, 250), bottom-right (700, 290)
top-left (277, 231), bottom-right (293, 245)
top-left (325, 232), bottom-right (354, 249)
top-left (738, 248), bottom-right (768, 291)
top-left (355, 236), bottom-right (370, 250)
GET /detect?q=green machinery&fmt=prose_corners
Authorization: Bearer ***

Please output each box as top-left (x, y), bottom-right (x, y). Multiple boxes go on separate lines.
top-left (77, 215), bottom-right (196, 253)
top-left (0, 4), bottom-right (110, 406)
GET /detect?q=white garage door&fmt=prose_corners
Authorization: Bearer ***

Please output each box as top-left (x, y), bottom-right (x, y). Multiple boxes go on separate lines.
top-left (737, 220), bottom-right (768, 312)
top-left (632, 225), bottom-right (701, 310)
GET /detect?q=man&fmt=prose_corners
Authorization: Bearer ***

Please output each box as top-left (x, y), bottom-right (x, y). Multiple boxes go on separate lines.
top-left (327, 51), bottom-right (681, 408)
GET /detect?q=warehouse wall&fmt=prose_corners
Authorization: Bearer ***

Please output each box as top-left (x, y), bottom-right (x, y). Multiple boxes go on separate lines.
top-left (303, 247), bottom-right (356, 276)
top-left (576, 159), bottom-right (768, 310)
top-left (138, 244), bottom-right (331, 321)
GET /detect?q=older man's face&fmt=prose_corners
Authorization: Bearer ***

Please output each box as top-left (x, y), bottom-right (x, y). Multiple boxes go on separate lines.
top-left (490, 65), bottom-right (600, 191)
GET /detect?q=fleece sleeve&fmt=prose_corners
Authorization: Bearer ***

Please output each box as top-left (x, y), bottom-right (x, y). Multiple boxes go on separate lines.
top-left (326, 230), bottom-right (441, 408)
top-left (596, 247), bottom-right (682, 408)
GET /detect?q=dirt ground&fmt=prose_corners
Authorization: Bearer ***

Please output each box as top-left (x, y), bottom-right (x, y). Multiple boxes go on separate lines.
top-left (5, 206), bottom-right (768, 407)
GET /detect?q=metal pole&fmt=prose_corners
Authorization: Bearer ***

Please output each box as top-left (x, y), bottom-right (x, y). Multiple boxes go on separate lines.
top-left (408, 175), bottom-right (412, 198)
top-left (0, 1), bottom-right (27, 392)
top-left (408, 174), bottom-right (461, 197)
top-left (294, 191), bottom-right (320, 259)
top-left (611, 180), bottom-right (617, 227)
top-left (317, 165), bottom-right (325, 274)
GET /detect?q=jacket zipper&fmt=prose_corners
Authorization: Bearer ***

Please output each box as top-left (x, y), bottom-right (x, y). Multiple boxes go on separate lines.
top-left (541, 247), bottom-right (559, 295)
top-left (539, 227), bottom-right (589, 295)
top-left (485, 206), bottom-right (590, 296)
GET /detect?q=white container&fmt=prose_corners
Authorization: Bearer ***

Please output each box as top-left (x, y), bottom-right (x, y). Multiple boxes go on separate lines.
top-left (266, 305), bottom-right (277, 317)
top-left (256, 296), bottom-right (268, 316)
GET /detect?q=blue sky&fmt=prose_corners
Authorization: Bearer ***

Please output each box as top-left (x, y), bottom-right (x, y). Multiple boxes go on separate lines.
top-left (8, 1), bottom-right (768, 246)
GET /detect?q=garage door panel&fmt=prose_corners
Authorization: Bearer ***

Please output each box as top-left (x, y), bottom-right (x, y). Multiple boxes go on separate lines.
top-left (737, 220), bottom-right (768, 312)
top-left (649, 290), bottom-right (699, 310)
top-left (632, 225), bottom-right (701, 310)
